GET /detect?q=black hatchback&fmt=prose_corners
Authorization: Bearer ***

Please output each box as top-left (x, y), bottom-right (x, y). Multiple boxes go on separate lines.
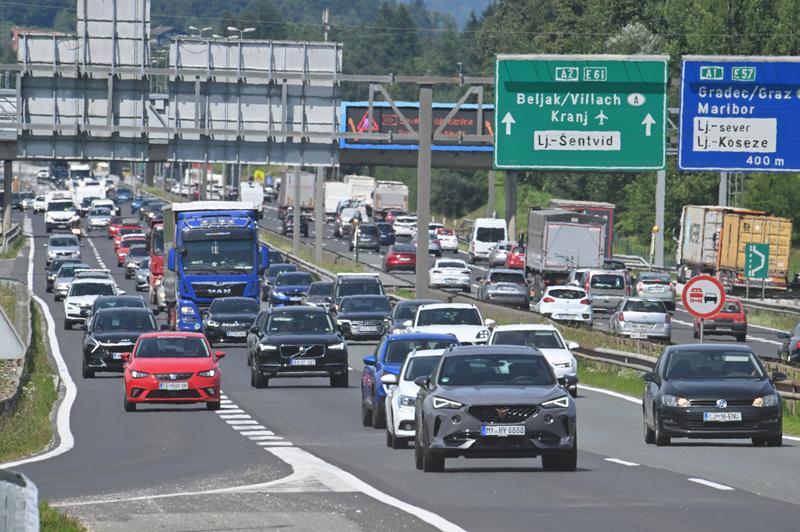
top-left (642, 344), bottom-right (785, 446)
top-left (203, 297), bottom-right (260, 345)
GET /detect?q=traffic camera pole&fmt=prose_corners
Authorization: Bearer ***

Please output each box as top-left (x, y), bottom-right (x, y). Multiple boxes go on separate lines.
top-left (415, 83), bottom-right (433, 299)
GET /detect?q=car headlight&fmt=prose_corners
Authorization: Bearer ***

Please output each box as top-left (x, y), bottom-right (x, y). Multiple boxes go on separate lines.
top-left (205, 319), bottom-right (220, 328)
top-left (258, 344), bottom-right (278, 352)
top-left (328, 342), bottom-right (346, 350)
top-left (661, 394), bottom-right (690, 408)
top-left (179, 305), bottom-right (195, 315)
top-left (753, 394), bottom-right (779, 407)
top-left (399, 395), bottom-right (416, 408)
top-left (47, 250), bottom-right (56, 258)
top-left (553, 359), bottom-right (575, 369)
top-left (432, 397), bottom-right (462, 410)
top-left (476, 329), bottom-right (489, 340)
top-left (197, 369), bottom-right (217, 378)
top-left (272, 291), bottom-right (288, 299)
top-left (130, 370), bottom-right (149, 378)
top-left (542, 395), bottom-right (570, 408)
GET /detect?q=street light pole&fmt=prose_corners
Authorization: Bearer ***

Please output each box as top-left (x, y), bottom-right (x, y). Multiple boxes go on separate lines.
top-left (227, 26), bottom-right (256, 39)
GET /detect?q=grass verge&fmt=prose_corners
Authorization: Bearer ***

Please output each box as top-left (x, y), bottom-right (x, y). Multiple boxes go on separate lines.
top-left (0, 304), bottom-right (58, 463)
top-left (745, 307), bottom-right (798, 332)
top-left (0, 234), bottom-right (25, 260)
top-left (39, 501), bottom-right (87, 532)
top-left (0, 284), bottom-right (16, 327)
top-left (259, 229), bottom-right (365, 275)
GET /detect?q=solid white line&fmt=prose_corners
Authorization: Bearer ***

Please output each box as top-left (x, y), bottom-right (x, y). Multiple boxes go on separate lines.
top-left (248, 435), bottom-right (283, 441)
top-left (604, 458), bottom-right (640, 467)
top-left (688, 478), bottom-right (735, 491)
top-left (240, 430), bottom-right (276, 437)
top-left (0, 220), bottom-right (77, 469)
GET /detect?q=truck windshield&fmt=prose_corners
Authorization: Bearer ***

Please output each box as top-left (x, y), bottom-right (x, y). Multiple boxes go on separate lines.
top-left (48, 201), bottom-right (75, 212)
top-left (183, 238), bottom-right (254, 274)
top-left (151, 230), bottom-right (164, 254)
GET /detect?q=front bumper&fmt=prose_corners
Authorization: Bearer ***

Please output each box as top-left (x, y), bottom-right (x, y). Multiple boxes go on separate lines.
top-left (254, 349), bottom-right (348, 378)
top-left (658, 405), bottom-right (781, 439)
top-left (65, 308), bottom-right (91, 324)
top-left (127, 375), bottom-right (220, 404)
top-left (205, 325), bottom-right (250, 343)
top-left (84, 348), bottom-right (132, 372)
top-left (391, 402), bottom-right (417, 438)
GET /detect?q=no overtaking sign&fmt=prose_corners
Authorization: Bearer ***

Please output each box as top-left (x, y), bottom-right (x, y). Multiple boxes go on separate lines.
top-left (682, 275), bottom-right (726, 319)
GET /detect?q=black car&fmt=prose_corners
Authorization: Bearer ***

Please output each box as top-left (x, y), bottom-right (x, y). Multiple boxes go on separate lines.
top-left (376, 222), bottom-right (396, 247)
top-left (79, 196), bottom-right (101, 217)
top-left (303, 281), bottom-right (334, 310)
top-left (778, 321), bottom-right (800, 364)
top-left (269, 249), bottom-right (286, 265)
top-left (643, 343), bottom-right (786, 446)
top-left (142, 201), bottom-right (165, 222)
top-left (349, 223), bottom-right (381, 252)
top-left (332, 274), bottom-right (385, 312)
top-left (335, 295), bottom-right (392, 341)
top-left (203, 297), bottom-right (260, 345)
top-left (281, 214), bottom-right (309, 237)
top-left (82, 307), bottom-right (158, 378)
top-left (247, 306), bottom-right (349, 388)
top-left (261, 263), bottom-right (299, 301)
top-left (89, 295), bottom-right (148, 321)
top-left (387, 298), bottom-right (441, 334)
top-left (46, 257), bottom-right (84, 292)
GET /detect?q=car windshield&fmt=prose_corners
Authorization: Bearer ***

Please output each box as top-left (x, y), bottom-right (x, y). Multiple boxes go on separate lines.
top-left (437, 261), bottom-right (465, 269)
top-left (128, 247), bottom-right (148, 257)
top-left (377, 224), bottom-right (393, 234)
top-left (548, 289), bottom-right (585, 299)
top-left (337, 280), bottom-right (383, 298)
top-left (308, 283), bottom-right (333, 297)
top-left (93, 311), bottom-right (156, 332)
top-left (50, 260), bottom-right (82, 273)
top-left (340, 297), bottom-right (391, 313)
top-left (276, 273), bottom-right (313, 287)
top-left (210, 299), bottom-right (259, 314)
top-left (183, 238), bottom-right (254, 274)
top-left (138, 259), bottom-right (150, 270)
top-left (489, 272), bottom-right (526, 284)
top-left (50, 237), bottom-right (78, 247)
top-left (95, 298), bottom-right (145, 310)
top-left (665, 350), bottom-right (765, 380)
top-left (417, 307), bottom-right (482, 326)
top-left (591, 274), bottom-right (625, 289)
top-left (122, 238), bottom-right (145, 248)
top-left (721, 302), bottom-right (742, 313)
top-left (48, 201), bottom-right (74, 212)
top-left (70, 282), bottom-right (115, 297)
top-left (404, 355), bottom-right (443, 381)
top-left (267, 265), bottom-right (297, 279)
top-left (492, 330), bottom-right (565, 349)
top-left (119, 228), bottom-right (142, 236)
top-left (266, 312), bottom-right (334, 335)
top-left (135, 337), bottom-right (209, 358)
top-left (358, 225), bottom-right (379, 236)
top-left (393, 301), bottom-right (435, 321)
top-left (57, 265), bottom-right (87, 278)
top-left (437, 228), bottom-right (454, 236)
top-left (269, 251), bottom-right (285, 264)
top-left (476, 227), bottom-right (505, 242)
top-left (90, 208), bottom-right (111, 216)
top-left (438, 354), bottom-right (554, 386)
top-left (623, 300), bottom-right (666, 313)
top-left (385, 340), bottom-right (456, 364)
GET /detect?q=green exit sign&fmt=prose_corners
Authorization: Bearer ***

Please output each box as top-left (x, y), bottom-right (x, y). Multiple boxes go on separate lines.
top-left (732, 66), bottom-right (756, 81)
top-left (700, 66), bottom-right (724, 80)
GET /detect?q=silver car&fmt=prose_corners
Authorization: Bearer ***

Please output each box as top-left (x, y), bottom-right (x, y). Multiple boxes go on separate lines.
top-left (609, 298), bottom-right (671, 342)
top-left (412, 230), bottom-right (442, 257)
top-left (487, 241), bottom-right (514, 267)
top-left (53, 262), bottom-right (90, 301)
top-left (86, 207), bottom-right (112, 231)
top-left (135, 258), bottom-right (151, 291)
top-left (46, 234), bottom-right (81, 266)
top-left (477, 269), bottom-right (530, 309)
top-left (634, 272), bottom-right (676, 311)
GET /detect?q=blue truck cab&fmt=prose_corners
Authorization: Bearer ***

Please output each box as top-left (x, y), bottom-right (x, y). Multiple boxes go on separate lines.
top-left (163, 201), bottom-right (269, 331)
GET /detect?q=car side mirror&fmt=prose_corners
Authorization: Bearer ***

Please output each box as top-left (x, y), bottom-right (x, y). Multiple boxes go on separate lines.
top-left (250, 325), bottom-right (258, 334)
top-left (777, 332), bottom-right (790, 339)
top-left (642, 371), bottom-right (657, 382)
top-left (772, 371), bottom-right (787, 382)
top-left (118, 289), bottom-right (126, 295)
top-left (215, 351), bottom-right (226, 360)
top-left (325, 296), bottom-right (332, 302)
top-left (160, 324), bottom-right (170, 331)
top-left (484, 319), bottom-right (496, 329)
top-left (380, 373), bottom-right (398, 385)
top-left (120, 352), bottom-right (130, 362)
top-left (557, 376), bottom-right (567, 387)
top-left (567, 341), bottom-right (579, 351)
top-left (402, 320), bottom-right (412, 329)
top-left (363, 355), bottom-right (376, 366)
top-left (414, 376), bottom-right (430, 389)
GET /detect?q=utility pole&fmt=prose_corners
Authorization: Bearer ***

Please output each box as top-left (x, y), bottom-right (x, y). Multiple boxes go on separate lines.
top-left (718, 172), bottom-right (728, 207)
top-left (654, 169), bottom-right (665, 267)
top-left (292, 167), bottom-right (302, 254)
top-left (314, 166), bottom-right (325, 263)
top-left (505, 171), bottom-right (517, 241)
top-left (415, 83), bottom-right (433, 298)
top-left (486, 171), bottom-right (496, 218)
top-left (322, 9), bottom-right (330, 42)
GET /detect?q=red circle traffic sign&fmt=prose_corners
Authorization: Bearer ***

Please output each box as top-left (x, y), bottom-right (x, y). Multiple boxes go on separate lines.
top-left (682, 275), bottom-right (726, 319)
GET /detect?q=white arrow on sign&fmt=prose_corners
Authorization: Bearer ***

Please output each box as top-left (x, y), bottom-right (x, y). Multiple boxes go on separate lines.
top-left (501, 112), bottom-right (516, 135)
top-left (642, 113), bottom-right (656, 136)
top-left (751, 247), bottom-right (766, 276)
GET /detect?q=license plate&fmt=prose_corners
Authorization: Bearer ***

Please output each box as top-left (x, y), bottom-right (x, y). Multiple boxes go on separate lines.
top-left (557, 314), bottom-right (577, 320)
top-left (112, 353), bottom-right (122, 360)
top-left (703, 412), bottom-right (742, 422)
top-left (481, 425), bottom-right (525, 437)
top-left (290, 359), bottom-right (316, 366)
top-left (227, 331), bottom-right (246, 337)
top-left (630, 333), bottom-right (648, 339)
top-left (631, 324), bottom-right (649, 331)
top-left (716, 327), bottom-right (732, 331)
top-left (159, 382), bottom-right (189, 390)
top-left (446, 279), bottom-right (457, 284)
top-left (398, 257), bottom-right (410, 261)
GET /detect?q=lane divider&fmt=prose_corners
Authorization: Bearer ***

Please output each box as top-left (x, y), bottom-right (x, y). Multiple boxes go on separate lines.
top-left (688, 478), bottom-right (735, 491)
top-left (604, 458), bottom-right (640, 467)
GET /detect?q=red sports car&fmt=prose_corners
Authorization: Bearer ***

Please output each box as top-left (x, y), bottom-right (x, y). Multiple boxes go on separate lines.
top-left (122, 332), bottom-right (224, 411)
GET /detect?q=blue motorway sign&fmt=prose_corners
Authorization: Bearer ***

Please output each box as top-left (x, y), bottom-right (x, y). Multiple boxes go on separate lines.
top-left (679, 57), bottom-right (800, 172)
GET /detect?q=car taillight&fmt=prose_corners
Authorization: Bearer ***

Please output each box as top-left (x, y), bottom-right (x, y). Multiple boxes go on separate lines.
top-left (543, 297), bottom-right (555, 303)
top-left (585, 281), bottom-right (590, 292)
top-left (796, 340), bottom-right (800, 350)
top-left (636, 283), bottom-right (643, 292)
top-left (580, 298), bottom-right (590, 305)
top-left (618, 312), bottom-right (625, 321)
top-left (462, 270), bottom-right (470, 275)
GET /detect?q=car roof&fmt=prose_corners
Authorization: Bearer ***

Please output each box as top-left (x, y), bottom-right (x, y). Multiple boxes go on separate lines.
top-left (211, 296), bottom-right (258, 303)
top-left (340, 294), bottom-right (387, 301)
top-left (444, 345), bottom-right (541, 357)
top-left (418, 303), bottom-right (478, 311)
top-left (95, 295), bottom-right (144, 303)
top-left (546, 285), bottom-right (585, 291)
top-left (492, 324), bottom-right (558, 333)
top-left (57, 263), bottom-right (90, 273)
top-left (310, 281), bottom-right (333, 286)
top-left (72, 277), bottom-right (115, 285)
top-left (384, 332), bottom-right (458, 341)
top-left (94, 306), bottom-right (150, 314)
top-left (590, 270), bottom-right (626, 275)
top-left (397, 299), bottom-right (440, 306)
top-left (48, 235), bottom-right (78, 242)
top-left (666, 343), bottom-right (753, 354)
top-left (408, 349), bottom-right (445, 358)
top-left (137, 332), bottom-right (206, 339)
top-left (488, 268), bottom-right (524, 274)
top-left (268, 305), bottom-right (327, 314)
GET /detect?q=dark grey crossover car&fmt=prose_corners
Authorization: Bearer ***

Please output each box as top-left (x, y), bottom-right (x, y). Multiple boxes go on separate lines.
top-left (414, 345), bottom-right (577, 472)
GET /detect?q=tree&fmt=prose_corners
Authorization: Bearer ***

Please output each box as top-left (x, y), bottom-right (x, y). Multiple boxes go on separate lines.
top-left (431, 171), bottom-right (486, 219)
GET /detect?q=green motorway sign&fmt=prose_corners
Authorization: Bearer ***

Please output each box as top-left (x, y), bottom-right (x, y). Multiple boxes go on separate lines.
top-left (745, 243), bottom-right (770, 280)
top-left (494, 54), bottom-right (668, 170)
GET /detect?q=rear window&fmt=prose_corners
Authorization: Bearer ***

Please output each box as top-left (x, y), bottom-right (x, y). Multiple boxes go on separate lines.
top-left (358, 225), bottom-right (379, 236)
top-left (722, 302), bottom-right (742, 313)
top-left (392, 245), bottom-right (415, 253)
top-left (475, 227), bottom-right (505, 243)
top-left (437, 228), bottom-right (454, 236)
top-left (548, 289), bottom-right (585, 299)
top-left (336, 279), bottom-right (384, 299)
top-left (623, 300), bottom-right (667, 313)
top-left (489, 272), bottom-right (526, 284)
top-left (639, 274), bottom-right (671, 284)
top-left (591, 274), bottom-right (625, 289)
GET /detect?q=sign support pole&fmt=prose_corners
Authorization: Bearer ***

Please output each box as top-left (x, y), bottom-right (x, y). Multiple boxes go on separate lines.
top-left (487, 171), bottom-right (496, 218)
top-left (700, 319), bottom-right (704, 343)
top-left (415, 83), bottom-right (433, 299)
top-left (762, 279), bottom-right (766, 300)
top-left (505, 171), bottom-right (517, 241)
top-left (314, 166), bottom-right (325, 264)
top-left (292, 167), bottom-right (301, 254)
top-left (654, 170), bottom-right (665, 267)
top-left (746, 277), bottom-right (750, 299)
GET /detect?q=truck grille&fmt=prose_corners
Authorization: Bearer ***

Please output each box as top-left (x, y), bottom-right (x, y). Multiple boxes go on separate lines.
top-left (192, 282), bottom-right (246, 298)
top-left (468, 405), bottom-right (538, 424)
top-left (280, 345), bottom-right (325, 359)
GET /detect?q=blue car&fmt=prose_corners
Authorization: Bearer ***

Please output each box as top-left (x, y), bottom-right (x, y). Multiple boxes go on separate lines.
top-left (376, 222), bottom-right (396, 247)
top-left (261, 263), bottom-right (299, 302)
top-left (131, 195), bottom-right (146, 212)
top-left (270, 271), bottom-right (314, 306)
top-left (361, 332), bottom-right (459, 428)
top-left (115, 187), bottom-right (133, 203)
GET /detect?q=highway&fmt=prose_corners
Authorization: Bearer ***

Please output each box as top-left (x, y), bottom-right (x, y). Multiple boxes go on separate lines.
top-left (6, 196), bottom-right (800, 530)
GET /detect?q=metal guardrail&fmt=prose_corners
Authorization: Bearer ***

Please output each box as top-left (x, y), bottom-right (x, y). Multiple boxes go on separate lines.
top-left (1, 223), bottom-right (22, 252)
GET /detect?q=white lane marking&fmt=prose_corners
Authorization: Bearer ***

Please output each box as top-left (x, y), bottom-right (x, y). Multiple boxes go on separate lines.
top-left (688, 478), bottom-right (735, 491)
top-left (218, 408), bottom-right (244, 413)
top-left (257, 441), bottom-right (294, 447)
top-left (0, 216), bottom-right (78, 469)
top-left (218, 414), bottom-right (251, 420)
top-left (240, 430), bottom-right (276, 437)
top-left (226, 419), bottom-right (260, 426)
top-left (86, 236), bottom-right (106, 269)
top-left (671, 318), bottom-right (781, 346)
top-left (248, 435), bottom-right (284, 441)
top-left (605, 458), bottom-right (640, 467)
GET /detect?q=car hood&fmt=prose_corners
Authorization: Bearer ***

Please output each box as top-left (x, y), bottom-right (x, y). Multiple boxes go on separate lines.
top-left (537, 348), bottom-right (575, 365)
top-left (413, 325), bottom-right (486, 342)
top-left (338, 311), bottom-right (390, 321)
top-left (66, 295), bottom-right (103, 306)
top-left (261, 333), bottom-right (343, 346)
top-left (398, 380), bottom-right (420, 397)
top-left (272, 285), bottom-right (311, 293)
top-left (208, 312), bottom-right (258, 324)
top-left (50, 247), bottom-right (80, 254)
top-left (306, 295), bottom-right (331, 304)
top-left (92, 331), bottom-right (152, 344)
top-left (435, 384), bottom-right (564, 404)
top-left (130, 357), bottom-right (217, 374)
top-left (663, 379), bottom-right (773, 400)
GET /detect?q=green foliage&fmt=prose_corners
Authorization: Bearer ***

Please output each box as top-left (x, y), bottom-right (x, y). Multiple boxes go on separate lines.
top-left (431, 171), bottom-right (486, 219)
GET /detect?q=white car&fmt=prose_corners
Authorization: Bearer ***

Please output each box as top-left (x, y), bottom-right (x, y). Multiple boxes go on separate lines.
top-left (429, 258), bottom-right (471, 292)
top-left (63, 277), bottom-right (123, 329)
top-left (383, 349), bottom-right (444, 448)
top-left (91, 198), bottom-right (119, 216)
top-left (410, 303), bottom-right (494, 345)
top-left (534, 285), bottom-right (593, 326)
top-left (32, 195), bottom-right (46, 213)
top-left (434, 227), bottom-right (459, 253)
top-left (489, 324), bottom-right (579, 397)
top-left (393, 215), bottom-right (417, 238)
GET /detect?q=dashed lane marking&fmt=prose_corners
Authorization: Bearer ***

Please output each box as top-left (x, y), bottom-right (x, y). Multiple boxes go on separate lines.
top-left (604, 458), bottom-right (640, 467)
top-left (688, 478), bottom-right (735, 491)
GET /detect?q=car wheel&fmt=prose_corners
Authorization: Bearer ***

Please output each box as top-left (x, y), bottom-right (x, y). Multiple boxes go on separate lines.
top-left (361, 401), bottom-right (372, 427)
top-left (64, 320), bottom-right (71, 330)
top-left (736, 333), bottom-right (746, 342)
top-left (372, 400), bottom-right (387, 429)
top-left (251, 365), bottom-right (268, 389)
top-left (414, 430), bottom-right (424, 470)
top-left (467, 254), bottom-right (474, 264)
top-left (693, 328), bottom-right (699, 339)
top-left (385, 429), bottom-right (394, 448)
top-left (125, 272), bottom-right (131, 279)
top-left (54, 295), bottom-right (62, 302)
top-left (541, 442), bottom-right (577, 472)
top-left (644, 414), bottom-right (655, 444)
top-left (462, 287), bottom-right (470, 293)
top-left (765, 432), bottom-right (783, 447)
top-left (206, 401), bottom-right (221, 411)
top-left (46, 285), bottom-right (52, 293)
top-left (392, 435), bottom-right (407, 450)
top-left (123, 396), bottom-right (136, 412)
top-left (654, 413), bottom-right (670, 446)
top-left (82, 360), bottom-right (94, 379)
top-left (330, 372), bottom-right (349, 388)
top-left (569, 387), bottom-right (578, 399)
top-left (422, 429), bottom-right (445, 473)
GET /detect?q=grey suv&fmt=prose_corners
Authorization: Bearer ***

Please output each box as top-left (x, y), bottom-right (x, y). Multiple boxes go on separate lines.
top-left (413, 344), bottom-right (577, 472)
top-left (45, 234), bottom-right (81, 266)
